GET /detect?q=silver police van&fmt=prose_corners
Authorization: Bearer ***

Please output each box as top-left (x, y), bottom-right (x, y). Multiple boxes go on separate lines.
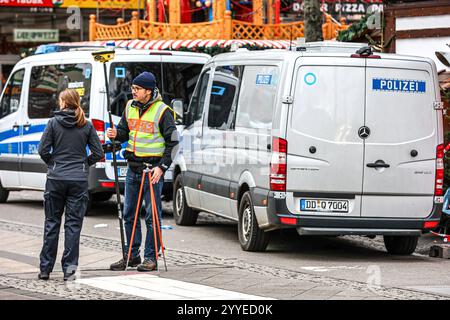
top-left (172, 42), bottom-right (443, 255)
top-left (0, 47), bottom-right (209, 207)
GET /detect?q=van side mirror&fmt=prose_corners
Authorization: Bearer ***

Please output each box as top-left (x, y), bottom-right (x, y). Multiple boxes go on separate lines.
top-left (171, 99), bottom-right (184, 125)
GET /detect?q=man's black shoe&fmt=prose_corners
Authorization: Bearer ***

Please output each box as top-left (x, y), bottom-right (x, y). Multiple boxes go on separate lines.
top-left (137, 259), bottom-right (157, 272)
top-left (110, 256), bottom-right (141, 271)
top-left (38, 272), bottom-right (50, 280)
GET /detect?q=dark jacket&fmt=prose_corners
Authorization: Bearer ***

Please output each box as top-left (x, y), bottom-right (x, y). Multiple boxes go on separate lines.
top-left (114, 94), bottom-right (179, 173)
top-left (38, 110), bottom-right (104, 181)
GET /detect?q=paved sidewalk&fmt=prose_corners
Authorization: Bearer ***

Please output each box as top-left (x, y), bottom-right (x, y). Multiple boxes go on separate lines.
top-left (0, 220), bottom-right (448, 300)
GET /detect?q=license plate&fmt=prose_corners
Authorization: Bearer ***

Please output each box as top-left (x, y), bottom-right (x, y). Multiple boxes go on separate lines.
top-left (117, 167), bottom-right (128, 177)
top-left (300, 199), bottom-right (349, 213)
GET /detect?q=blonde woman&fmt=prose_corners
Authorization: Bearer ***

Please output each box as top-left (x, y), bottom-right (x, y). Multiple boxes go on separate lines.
top-left (38, 88), bottom-right (104, 281)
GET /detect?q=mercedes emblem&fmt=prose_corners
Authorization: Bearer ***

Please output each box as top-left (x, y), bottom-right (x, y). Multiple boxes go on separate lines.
top-left (358, 126), bottom-right (371, 139)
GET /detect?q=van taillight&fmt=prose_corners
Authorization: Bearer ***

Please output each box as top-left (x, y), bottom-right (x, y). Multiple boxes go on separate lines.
top-left (270, 137), bottom-right (287, 191)
top-left (435, 144), bottom-right (444, 202)
top-left (92, 119), bottom-right (105, 144)
top-left (92, 119), bottom-right (105, 162)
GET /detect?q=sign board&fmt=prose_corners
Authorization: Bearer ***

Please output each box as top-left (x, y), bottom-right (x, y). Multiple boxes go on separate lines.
top-left (291, 0), bottom-right (383, 21)
top-left (14, 29), bottom-right (59, 42)
top-left (372, 78), bottom-right (426, 94)
top-left (0, 0), bottom-right (54, 7)
top-left (59, 0), bottom-right (139, 9)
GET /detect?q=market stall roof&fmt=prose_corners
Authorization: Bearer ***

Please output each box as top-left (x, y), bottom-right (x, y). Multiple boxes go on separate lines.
top-left (47, 39), bottom-right (293, 51)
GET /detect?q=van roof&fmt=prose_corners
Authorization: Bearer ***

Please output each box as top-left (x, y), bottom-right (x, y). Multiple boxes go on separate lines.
top-left (16, 48), bottom-right (211, 65)
top-left (209, 45), bottom-right (436, 66)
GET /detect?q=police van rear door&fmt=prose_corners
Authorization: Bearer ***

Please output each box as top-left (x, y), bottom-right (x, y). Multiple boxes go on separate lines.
top-left (286, 56), bottom-right (366, 217)
top-left (361, 58), bottom-right (438, 218)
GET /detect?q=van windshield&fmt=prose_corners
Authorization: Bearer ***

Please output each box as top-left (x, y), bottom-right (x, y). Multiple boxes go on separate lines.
top-left (109, 62), bottom-right (203, 117)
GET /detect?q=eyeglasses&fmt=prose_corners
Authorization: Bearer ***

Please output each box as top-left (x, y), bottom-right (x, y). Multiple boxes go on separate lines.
top-left (131, 86), bottom-right (145, 92)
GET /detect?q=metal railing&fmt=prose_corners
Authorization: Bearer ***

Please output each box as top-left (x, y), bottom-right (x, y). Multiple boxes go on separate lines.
top-left (89, 11), bottom-right (348, 41)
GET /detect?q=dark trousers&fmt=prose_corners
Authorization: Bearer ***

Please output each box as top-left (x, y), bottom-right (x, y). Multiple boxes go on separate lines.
top-left (39, 178), bottom-right (89, 275)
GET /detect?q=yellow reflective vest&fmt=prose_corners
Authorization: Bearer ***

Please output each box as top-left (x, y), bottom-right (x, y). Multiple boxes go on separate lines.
top-left (125, 100), bottom-right (169, 157)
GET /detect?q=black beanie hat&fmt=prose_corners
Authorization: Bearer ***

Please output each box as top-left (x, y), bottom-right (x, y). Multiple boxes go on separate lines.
top-left (132, 72), bottom-right (156, 90)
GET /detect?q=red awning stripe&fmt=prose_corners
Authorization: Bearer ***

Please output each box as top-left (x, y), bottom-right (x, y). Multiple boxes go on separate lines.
top-left (161, 40), bottom-right (175, 50)
top-left (187, 39), bottom-right (202, 48)
top-left (172, 39), bottom-right (184, 49)
top-left (153, 40), bottom-right (167, 50)
top-left (49, 39), bottom-right (291, 51)
top-left (144, 40), bottom-right (158, 49)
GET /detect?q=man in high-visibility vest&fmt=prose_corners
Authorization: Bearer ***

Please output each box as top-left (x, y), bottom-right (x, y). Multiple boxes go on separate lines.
top-left (106, 71), bottom-right (178, 272)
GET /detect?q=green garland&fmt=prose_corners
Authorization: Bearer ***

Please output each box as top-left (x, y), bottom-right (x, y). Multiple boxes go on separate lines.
top-left (337, 14), bottom-right (369, 42)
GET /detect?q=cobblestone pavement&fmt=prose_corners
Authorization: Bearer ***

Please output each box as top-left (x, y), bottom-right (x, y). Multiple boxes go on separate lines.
top-left (0, 220), bottom-right (448, 300)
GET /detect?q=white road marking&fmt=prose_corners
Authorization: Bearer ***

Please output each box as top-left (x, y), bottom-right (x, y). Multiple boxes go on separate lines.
top-left (93, 224), bottom-right (108, 229)
top-left (301, 266), bottom-right (364, 272)
top-left (77, 274), bottom-right (275, 300)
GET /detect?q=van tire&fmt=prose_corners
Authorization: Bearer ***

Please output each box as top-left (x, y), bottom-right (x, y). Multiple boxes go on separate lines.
top-left (173, 174), bottom-right (198, 226)
top-left (238, 191), bottom-right (270, 252)
top-left (383, 235), bottom-right (418, 255)
top-left (0, 182), bottom-right (9, 203)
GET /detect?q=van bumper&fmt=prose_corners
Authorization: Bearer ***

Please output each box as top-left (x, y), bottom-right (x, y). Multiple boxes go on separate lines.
top-left (260, 190), bottom-right (442, 235)
top-left (88, 167), bottom-right (125, 194)
top-left (88, 166), bottom-right (172, 196)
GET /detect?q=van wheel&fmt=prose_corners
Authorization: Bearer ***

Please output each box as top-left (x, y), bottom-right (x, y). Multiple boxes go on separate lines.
top-left (383, 235), bottom-right (418, 255)
top-left (0, 182), bottom-right (9, 203)
top-left (173, 174), bottom-right (198, 225)
top-left (238, 191), bottom-right (270, 252)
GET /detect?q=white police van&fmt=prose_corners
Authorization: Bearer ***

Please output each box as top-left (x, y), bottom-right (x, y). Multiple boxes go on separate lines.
top-left (172, 42), bottom-right (444, 255)
top-left (0, 47), bottom-right (209, 206)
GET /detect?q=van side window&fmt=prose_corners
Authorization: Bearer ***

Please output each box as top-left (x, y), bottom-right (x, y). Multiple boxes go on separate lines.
top-left (186, 70), bottom-right (210, 127)
top-left (28, 64), bottom-right (92, 119)
top-left (207, 65), bottom-right (243, 130)
top-left (109, 62), bottom-right (161, 117)
top-left (162, 63), bottom-right (203, 111)
top-left (235, 65), bottom-right (279, 130)
top-left (0, 69), bottom-right (24, 119)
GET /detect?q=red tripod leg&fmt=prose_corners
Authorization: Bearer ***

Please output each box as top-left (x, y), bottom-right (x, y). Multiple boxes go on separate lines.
top-left (125, 171), bottom-right (146, 269)
top-left (149, 170), bottom-right (167, 271)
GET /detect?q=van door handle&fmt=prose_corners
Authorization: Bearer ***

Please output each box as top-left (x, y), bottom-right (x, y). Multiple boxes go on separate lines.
top-left (367, 162), bottom-right (390, 168)
top-left (12, 124), bottom-right (20, 130)
top-left (24, 123), bottom-right (31, 128)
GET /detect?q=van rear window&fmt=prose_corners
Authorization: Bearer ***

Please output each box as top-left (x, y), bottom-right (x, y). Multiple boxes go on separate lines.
top-left (28, 63), bottom-right (92, 119)
top-left (108, 62), bottom-right (203, 117)
top-left (109, 62), bottom-right (161, 117)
